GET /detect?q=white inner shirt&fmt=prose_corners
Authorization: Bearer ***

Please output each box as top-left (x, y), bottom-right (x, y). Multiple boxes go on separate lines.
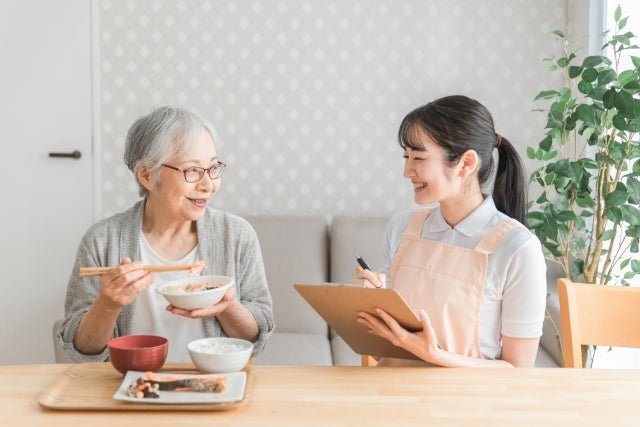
top-left (130, 234), bottom-right (206, 362)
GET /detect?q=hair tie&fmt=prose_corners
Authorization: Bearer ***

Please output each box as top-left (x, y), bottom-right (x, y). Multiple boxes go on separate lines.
top-left (495, 133), bottom-right (502, 148)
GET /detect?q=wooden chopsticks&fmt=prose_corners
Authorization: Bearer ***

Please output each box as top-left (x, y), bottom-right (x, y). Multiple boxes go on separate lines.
top-left (79, 264), bottom-right (198, 277)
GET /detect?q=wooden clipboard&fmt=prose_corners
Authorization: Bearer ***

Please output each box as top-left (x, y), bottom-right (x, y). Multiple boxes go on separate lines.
top-left (294, 283), bottom-right (423, 360)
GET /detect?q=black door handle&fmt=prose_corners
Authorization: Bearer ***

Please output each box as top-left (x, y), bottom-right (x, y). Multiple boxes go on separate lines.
top-left (49, 150), bottom-right (82, 159)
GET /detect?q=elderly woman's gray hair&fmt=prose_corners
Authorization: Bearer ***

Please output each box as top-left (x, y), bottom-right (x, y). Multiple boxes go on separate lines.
top-left (124, 106), bottom-right (219, 196)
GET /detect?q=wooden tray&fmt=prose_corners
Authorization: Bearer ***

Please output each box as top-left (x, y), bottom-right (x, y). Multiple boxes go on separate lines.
top-left (38, 362), bottom-right (254, 411)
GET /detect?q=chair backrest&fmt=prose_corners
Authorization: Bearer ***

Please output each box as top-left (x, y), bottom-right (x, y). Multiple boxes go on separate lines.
top-left (557, 277), bottom-right (640, 368)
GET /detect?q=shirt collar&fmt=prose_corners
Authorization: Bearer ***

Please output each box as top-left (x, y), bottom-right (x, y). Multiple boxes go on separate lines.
top-left (429, 196), bottom-right (497, 236)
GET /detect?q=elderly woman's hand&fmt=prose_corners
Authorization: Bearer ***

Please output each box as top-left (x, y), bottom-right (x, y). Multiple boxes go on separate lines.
top-left (165, 287), bottom-right (237, 318)
top-left (97, 257), bottom-right (156, 309)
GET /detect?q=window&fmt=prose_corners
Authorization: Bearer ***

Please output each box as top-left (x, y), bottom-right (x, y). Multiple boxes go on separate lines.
top-left (590, 0), bottom-right (640, 369)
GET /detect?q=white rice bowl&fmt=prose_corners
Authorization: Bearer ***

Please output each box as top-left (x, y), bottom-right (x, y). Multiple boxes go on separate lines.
top-left (188, 337), bottom-right (253, 373)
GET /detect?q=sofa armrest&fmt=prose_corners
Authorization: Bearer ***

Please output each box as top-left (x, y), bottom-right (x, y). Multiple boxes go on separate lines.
top-left (537, 261), bottom-right (563, 367)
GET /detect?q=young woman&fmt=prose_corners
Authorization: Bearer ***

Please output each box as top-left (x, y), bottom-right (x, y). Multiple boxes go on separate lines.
top-left (59, 107), bottom-right (274, 362)
top-left (353, 95), bottom-right (546, 368)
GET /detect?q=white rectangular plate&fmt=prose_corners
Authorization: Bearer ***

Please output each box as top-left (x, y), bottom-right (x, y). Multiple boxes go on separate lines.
top-left (113, 370), bottom-right (246, 404)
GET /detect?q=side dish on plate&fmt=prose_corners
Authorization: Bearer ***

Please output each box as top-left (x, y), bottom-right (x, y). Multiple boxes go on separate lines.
top-left (126, 371), bottom-right (227, 399)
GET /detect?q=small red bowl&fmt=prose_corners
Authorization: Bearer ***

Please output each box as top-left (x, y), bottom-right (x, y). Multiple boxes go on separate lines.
top-left (107, 335), bottom-right (168, 375)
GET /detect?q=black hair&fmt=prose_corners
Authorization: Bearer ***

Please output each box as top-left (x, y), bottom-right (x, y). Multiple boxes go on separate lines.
top-left (397, 95), bottom-right (527, 224)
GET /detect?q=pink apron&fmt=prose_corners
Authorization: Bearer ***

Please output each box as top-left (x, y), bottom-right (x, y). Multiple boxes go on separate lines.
top-left (377, 207), bottom-right (518, 367)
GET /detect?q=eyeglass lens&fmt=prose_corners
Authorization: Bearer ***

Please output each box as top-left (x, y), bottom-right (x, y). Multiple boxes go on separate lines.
top-left (184, 163), bottom-right (225, 182)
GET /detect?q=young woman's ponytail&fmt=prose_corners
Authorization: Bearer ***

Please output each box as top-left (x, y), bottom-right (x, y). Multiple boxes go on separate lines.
top-left (493, 135), bottom-right (527, 224)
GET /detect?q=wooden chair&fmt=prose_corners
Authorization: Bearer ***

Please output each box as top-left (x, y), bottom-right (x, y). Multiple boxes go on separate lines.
top-left (361, 355), bottom-right (377, 367)
top-left (557, 277), bottom-right (640, 368)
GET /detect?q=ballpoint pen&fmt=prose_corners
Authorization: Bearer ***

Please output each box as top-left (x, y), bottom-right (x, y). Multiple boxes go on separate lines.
top-left (355, 254), bottom-right (371, 271)
top-left (355, 254), bottom-right (383, 288)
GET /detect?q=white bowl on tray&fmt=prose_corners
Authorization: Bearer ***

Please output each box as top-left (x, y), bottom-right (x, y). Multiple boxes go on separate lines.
top-left (155, 275), bottom-right (234, 310)
top-left (188, 337), bottom-right (254, 373)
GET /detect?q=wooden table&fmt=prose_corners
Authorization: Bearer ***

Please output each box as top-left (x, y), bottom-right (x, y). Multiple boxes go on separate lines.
top-left (1, 362), bottom-right (638, 426)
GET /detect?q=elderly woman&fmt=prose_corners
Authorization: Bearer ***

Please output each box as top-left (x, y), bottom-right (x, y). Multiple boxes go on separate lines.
top-left (59, 106), bottom-right (274, 362)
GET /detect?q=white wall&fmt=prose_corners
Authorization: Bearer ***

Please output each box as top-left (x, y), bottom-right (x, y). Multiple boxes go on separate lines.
top-left (95, 0), bottom-right (577, 220)
top-left (3, 1), bottom-right (599, 365)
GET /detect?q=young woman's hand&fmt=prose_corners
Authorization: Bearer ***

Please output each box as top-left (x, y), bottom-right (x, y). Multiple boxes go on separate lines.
top-left (357, 307), bottom-right (441, 362)
top-left (349, 266), bottom-right (386, 288)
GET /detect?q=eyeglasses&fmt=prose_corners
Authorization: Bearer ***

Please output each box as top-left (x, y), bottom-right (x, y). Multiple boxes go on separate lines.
top-left (161, 162), bottom-right (227, 183)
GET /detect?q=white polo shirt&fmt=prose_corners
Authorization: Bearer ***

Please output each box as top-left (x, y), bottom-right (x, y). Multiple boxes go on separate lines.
top-left (380, 197), bottom-right (547, 360)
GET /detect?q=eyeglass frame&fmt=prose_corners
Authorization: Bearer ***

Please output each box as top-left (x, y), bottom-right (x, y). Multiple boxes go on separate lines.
top-left (161, 161), bottom-right (227, 182)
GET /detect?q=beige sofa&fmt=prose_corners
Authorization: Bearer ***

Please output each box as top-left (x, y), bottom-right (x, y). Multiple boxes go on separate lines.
top-left (53, 214), bottom-right (562, 367)
top-left (245, 215), bottom-right (562, 367)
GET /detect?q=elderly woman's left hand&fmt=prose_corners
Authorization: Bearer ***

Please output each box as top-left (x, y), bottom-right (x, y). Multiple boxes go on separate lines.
top-left (165, 287), bottom-right (237, 318)
top-left (357, 307), bottom-right (442, 363)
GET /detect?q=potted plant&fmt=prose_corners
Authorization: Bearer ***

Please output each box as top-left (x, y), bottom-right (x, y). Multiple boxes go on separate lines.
top-left (526, 5), bottom-right (640, 364)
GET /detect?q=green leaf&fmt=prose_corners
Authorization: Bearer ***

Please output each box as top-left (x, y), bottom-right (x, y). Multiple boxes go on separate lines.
top-left (601, 229), bottom-right (617, 241)
top-left (613, 114), bottom-right (628, 130)
top-left (631, 260), bottom-right (640, 274)
top-left (603, 89), bottom-right (617, 109)
top-left (626, 177), bottom-right (640, 200)
top-left (540, 135), bottom-right (553, 151)
top-left (576, 194), bottom-right (595, 208)
top-left (582, 56), bottom-right (604, 68)
top-left (619, 70), bottom-right (639, 88)
top-left (623, 80), bottom-right (640, 90)
top-left (606, 189), bottom-right (629, 207)
top-left (536, 192), bottom-right (548, 204)
top-left (576, 104), bottom-right (596, 124)
top-left (568, 65), bottom-right (583, 79)
top-left (598, 68), bottom-right (617, 86)
top-left (534, 90), bottom-right (558, 101)
top-left (544, 171), bottom-right (557, 186)
top-left (574, 215), bottom-right (586, 229)
top-left (616, 90), bottom-right (635, 117)
top-left (607, 206), bottom-right (622, 223)
top-left (619, 16), bottom-right (629, 30)
top-left (582, 68), bottom-right (598, 83)
top-left (581, 67), bottom-right (598, 82)
top-left (621, 205), bottom-right (640, 225)
top-left (556, 210), bottom-right (577, 222)
top-left (614, 5), bottom-right (621, 22)
top-left (631, 56), bottom-right (640, 68)
top-left (552, 29), bottom-right (565, 38)
top-left (578, 157), bottom-right (599, 169)
top-left (570, 259), bottom-right (584, 278)
top-left (526, 146), bottom-right (536, 159)
top-left (578, 80), bottom-right (593, 94)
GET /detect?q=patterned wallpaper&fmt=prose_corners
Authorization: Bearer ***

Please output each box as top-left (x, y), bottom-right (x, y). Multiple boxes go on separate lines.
top-left (96, 0), bottom-right (569, 219)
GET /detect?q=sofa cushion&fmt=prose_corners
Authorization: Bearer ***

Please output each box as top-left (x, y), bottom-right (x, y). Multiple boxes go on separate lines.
top-left (329, 216), bottom-right (391, 284)
top-left (245, 215), bottom-right (329, 336)
top-left (254, 332), bottom-right (333, 366)
top-left (329, 216), bottom-right (391, 365)
top-left (330, 330), bottom-right (361, 366)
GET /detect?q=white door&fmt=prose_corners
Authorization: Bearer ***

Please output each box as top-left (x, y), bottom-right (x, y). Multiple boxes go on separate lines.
top-left (0, 0), bottom-right (93, 364)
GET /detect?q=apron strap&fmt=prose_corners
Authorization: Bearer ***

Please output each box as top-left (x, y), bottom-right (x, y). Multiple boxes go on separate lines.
top-left (404, 208), bottom-right (432, 238)
top-left (473, 218), bottom-right (520, 255)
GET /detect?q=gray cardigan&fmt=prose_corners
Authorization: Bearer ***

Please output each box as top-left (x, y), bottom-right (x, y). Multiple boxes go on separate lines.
top-left (58, 200), bottom-right (274, 362)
